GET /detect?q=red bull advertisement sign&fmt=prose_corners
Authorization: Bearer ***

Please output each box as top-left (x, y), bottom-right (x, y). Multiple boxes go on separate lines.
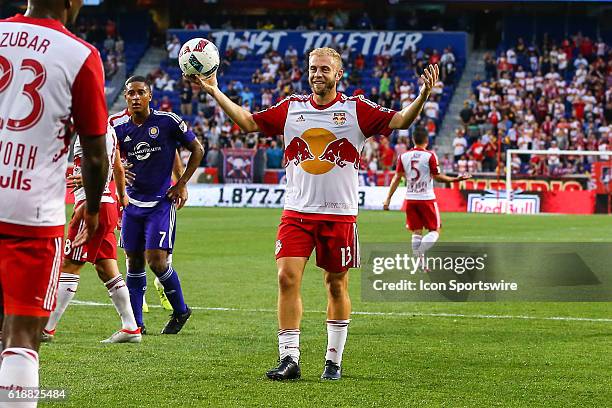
top-left (467, 191), bottom-right (541, 214)
top-left (454, 176), bottom-right (589, 191)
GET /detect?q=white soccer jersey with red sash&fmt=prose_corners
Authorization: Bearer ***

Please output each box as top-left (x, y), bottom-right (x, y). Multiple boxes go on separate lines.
top-left (253, 93), bottom-right (396, 221)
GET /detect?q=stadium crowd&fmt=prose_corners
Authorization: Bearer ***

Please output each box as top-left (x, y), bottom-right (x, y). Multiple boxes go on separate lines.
top-left (160, 29), bottom-right (611, 178)
top-left (458, 33), bottom-right (611, 177)
top-left (74, 17), bottom-right (125, 79)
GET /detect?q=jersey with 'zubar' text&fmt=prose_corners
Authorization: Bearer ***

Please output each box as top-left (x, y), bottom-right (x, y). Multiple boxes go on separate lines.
top-left (397, 147), bottom-right (440, 200)
top-left (0, 14), bottom-right (107, 237)
top-left (253, 93), bottom-right (396, 221)
top-left (112, 109), bottom-right (195, 206)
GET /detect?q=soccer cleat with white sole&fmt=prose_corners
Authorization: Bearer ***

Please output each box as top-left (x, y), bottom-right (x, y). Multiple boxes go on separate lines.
top-left (101, 328), bottom-right (142, 344)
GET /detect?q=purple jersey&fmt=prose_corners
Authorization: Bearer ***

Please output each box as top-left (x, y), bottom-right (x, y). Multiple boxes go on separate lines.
top-left (112, 109), bottom-right (196, 205)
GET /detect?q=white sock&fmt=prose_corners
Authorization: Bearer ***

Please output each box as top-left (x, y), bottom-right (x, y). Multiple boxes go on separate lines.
top-left (0, 348), bottom-right (39, 408)
top-left (419, 231), bottom-right (440, 255)
top-left (411, 234), bottom-right (423, 256)
top-left (325, 320), bottom-right (350, 366)
top-left (278, 329), bottom-right (300, 363)
top-left (105, 276), bottom-right (138, 332)
top-left (44, 272), bottom-right (79, 332)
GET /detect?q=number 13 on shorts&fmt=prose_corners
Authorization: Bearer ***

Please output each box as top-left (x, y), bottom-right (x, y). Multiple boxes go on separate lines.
top-left (341, 246), bottom-right (352, 267)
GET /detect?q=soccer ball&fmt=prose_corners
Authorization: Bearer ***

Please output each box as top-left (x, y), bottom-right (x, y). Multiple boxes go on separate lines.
top-left (178, 38), bottom-right (220, 78)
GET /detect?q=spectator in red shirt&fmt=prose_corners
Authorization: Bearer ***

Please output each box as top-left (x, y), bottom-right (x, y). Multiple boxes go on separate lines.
top-left (354, 54), bottom-right (365, 71)
top-left (482, 136), bottom-right (498, 172)
top-left (488, 109), bottom-right (501, 128)
top-left (105, 19), bottom-right (116, 37)
top-left (378, 137), bottom-right (395, 171)
top-left (580, 36), bottom-right (594, 60)
top-left (573, 98), bottom-right (586, 120)
top-left (159, 96), bottom-right (173, 112)
top-left (430, 50), bottom-right (441, 65)
top-left (426, 119), bottom-right (436, 139)
top-left (536, 98), bottom-right (548, 123)
top-left (468, 137), bottom-right (485, 163)
top-left (561, 39), bottom-right (573, 61)
top-left (497, 57), bottom-right (512, 75)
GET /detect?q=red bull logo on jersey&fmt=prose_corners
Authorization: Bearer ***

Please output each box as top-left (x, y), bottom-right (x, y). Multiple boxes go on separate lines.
top-left (284, 128), bottom-right (360, 175)
top-left (319, 138), bottom-right (360, 170)
top-left (332, 112), bottom-right (346, 126)
top-left (284, 137), bottom-right (314, 167)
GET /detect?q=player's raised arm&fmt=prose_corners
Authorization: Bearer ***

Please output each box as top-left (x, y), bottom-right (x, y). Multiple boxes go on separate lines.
top-left (188, 72), bottom-right (260, 133)
top-left (389, 64), bottom-right (439, 130)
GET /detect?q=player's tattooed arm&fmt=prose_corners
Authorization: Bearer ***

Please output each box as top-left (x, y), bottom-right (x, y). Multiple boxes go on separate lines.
top-left (389, 64), bottom-right (439, 129)
top-left (167, 139), bottom-right (204, 209)
top-left (383, 171), bottom-right (404, 210)
top-left (186, 72), bottom-right (259, 133)
top-left (113, 149), bottom-right (129, 208)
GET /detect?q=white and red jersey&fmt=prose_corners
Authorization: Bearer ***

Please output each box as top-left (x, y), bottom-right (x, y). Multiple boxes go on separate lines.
top-left (0, 14), bottom-right (107, 237)
top-left (396, 147), bottom-right (440, 200)
top-left (73, 124), bottom-right (117, 205)
top-left (253, 93), bottom-right (396, 221)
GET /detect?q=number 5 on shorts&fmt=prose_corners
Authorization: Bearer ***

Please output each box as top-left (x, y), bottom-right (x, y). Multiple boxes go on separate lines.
top-left (159, 231), bottom-right (167, 247)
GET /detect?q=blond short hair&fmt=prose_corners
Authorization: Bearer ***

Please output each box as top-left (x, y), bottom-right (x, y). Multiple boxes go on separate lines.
top-left (308, 47), bottom-right (343, 70)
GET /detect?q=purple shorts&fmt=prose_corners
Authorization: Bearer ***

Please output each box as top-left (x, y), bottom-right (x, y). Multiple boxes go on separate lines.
top-left (120, 199), bottom-right (176, 253)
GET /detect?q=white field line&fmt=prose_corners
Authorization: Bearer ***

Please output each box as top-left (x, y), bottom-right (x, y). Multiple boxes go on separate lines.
top-left (70, 300), bottom-right (612, 323)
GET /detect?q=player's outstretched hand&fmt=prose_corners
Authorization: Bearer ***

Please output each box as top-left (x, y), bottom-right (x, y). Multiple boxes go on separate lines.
top-left (419, 64), bottom-right (440, 98)
top-left (383, 198), bottom-right (391, 211)
top-left (72, 204), bottom-right (100, 247)
top-left (185, 72), bottom-right (218, 95)
top-left (167, 181), bottom-right (188, 210)
top-left (456, 172), bottom-right (472, 181)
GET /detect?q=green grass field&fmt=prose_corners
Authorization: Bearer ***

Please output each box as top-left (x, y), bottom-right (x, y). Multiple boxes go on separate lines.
top-left (40, 208), bottom-right (612, 407)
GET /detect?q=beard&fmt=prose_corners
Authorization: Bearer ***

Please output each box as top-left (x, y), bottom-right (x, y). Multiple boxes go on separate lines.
top-left (309, 77), bottom-right (336, 96)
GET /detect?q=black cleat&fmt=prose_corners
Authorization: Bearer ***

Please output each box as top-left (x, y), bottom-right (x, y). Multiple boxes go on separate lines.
top-left (266, 356), bottom-right (301, 381)
top-left (139, 325), bottom-right (147, 335)
top-left (161, 307), bottom-right (192, 334)
top-left (320, 360), bottom-right (341, 380)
